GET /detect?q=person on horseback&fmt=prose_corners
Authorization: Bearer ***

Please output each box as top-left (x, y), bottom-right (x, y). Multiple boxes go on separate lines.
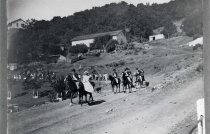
top-left (71, 69), bottom-right (80, 89)
top-left (125, 68), bottom-right (132, 83)
top-left (140, 69), bottom-right (145, 82)
top-left (82, 71), bottom-right (94, 93)
top-left (113, 69), bottom-right (119, 84)
top-left (135, 68), bottom-right (141, 83)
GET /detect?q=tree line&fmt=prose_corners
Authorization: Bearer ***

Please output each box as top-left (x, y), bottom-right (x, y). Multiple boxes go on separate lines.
top-left (8, 0), bottom-right (202, 63)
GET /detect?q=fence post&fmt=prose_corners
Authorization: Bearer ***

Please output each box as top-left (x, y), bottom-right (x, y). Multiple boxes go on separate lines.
top-left (197, 98), bottom-right (205, 134)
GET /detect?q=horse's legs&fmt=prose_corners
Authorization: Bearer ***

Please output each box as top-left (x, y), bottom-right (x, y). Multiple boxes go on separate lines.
top-left (85, 94), bottom-right (88, 102)
top-left (89, 93), bottom-right (93, 102)
top-left (70, 93), bottom-right (73, 106)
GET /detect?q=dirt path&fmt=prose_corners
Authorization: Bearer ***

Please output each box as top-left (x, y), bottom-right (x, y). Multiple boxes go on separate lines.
top-left (8, 78), bottom-right (203, 134)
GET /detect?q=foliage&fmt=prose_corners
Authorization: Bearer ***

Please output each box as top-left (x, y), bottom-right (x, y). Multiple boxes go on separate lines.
top-left (23, 79), bottom-right (42, 90)
top-left (8, 0), bottom-right (202, 63)
top-left (105, 39), bottom-right (118, 52)
top-left (90, 35), bottom-right (112, 50)
top-left (182, 10), bottom-right (202, 37)
top-left (69, 44), bottom-right (88, 54)
top-left (193, 43), bottom-right (203, 51)
top-left (51, 76), bottom-right (66, 94)
top-left (161, 20), bottom-right (178, 38)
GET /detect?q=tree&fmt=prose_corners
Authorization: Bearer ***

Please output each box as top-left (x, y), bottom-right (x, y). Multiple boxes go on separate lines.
top-left (161, 21), bottom-right (177, 38)
top-left (105, 39), bottom-right (118, 52)
top-left (69, 44), bottom-right (88, 54)
top-left (90, 35), bottom-right (112, 50)
top-left (182, 10), bottom-right (202, 37)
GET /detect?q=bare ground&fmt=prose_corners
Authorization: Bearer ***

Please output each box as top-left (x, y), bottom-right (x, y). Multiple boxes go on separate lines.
top-left (8, 36), bottom-right (204, 134)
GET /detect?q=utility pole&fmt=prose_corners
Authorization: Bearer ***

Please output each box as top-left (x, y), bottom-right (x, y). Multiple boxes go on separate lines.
top-left (203, 0), bottom-right (210, 133)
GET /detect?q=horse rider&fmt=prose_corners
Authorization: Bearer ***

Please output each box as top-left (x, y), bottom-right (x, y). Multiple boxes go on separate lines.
top-left (134, 68), bottom-right (141, 83)
top-left (140, 69), bottom-right (145, 82)
top-left (124, 68), bottom-right (132, 83)
top-left (113, 69), bottom-right (119, 83)
top-left (82, 71), bottom-right (94, 93)
top-left (71, 69), bottom-right (80, 88)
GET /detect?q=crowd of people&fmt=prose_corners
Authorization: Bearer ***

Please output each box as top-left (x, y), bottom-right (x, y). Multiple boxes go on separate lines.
top-left (8, 68), bottom-right (57, 83)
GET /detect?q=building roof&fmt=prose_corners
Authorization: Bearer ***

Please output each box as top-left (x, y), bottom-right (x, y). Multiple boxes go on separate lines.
top-left (71, 30), bottom-right (123, 41)
top-left (8, 19), bottom-right (27, 26)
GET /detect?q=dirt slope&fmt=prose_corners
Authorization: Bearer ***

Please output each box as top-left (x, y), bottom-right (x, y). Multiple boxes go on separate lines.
top-left (8, 36), bottom-right (203, 134)
top-left (8, 76), bottom-right (203, 134)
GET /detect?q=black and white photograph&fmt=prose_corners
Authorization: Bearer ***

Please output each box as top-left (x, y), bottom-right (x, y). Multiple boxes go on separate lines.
top-left (6, 0), bottom-right (204, 133)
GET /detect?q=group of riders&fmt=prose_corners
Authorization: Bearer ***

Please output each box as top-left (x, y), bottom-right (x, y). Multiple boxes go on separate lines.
top-left (113, 67), bottom-right (145, 87)
top-left (69, 67), bottom-right (145, 93)
top-left (63, 67), bottom-right (146, 105)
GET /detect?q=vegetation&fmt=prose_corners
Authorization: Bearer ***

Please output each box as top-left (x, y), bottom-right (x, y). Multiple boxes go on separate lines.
top-left (105, 39), bottom-right (118, 52)
top-left (161, 21), bottom-right (178, 38)
top-left (69, 44), bottom-right (88, 54)
top-left (90, 35), bottom-right (112, 50)
top-left (8, 0), bottom-right (202, 63)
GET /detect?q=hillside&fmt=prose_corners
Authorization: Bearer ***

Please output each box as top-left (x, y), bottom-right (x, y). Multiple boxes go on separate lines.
top-left (8, 36), bottom-right (203, 134)
top-left (8, 0), bottom-right (202, 63)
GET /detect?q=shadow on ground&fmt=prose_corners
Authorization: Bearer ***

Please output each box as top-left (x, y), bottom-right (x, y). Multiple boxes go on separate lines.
top-left (88, 100), bottom-right (106, 106)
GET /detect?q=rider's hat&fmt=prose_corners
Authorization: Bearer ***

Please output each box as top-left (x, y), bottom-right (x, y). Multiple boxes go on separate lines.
top-left (84, 71), bottom-right (89, 75)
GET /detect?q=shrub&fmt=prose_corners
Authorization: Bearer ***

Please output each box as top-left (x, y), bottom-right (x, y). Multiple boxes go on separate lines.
top-left (90, 35), bottom-right (112, 50)
top-left (69, 44), bottom-right (88, 54)
top-left (105, 39), bottom-right (118, 52)
top-left (127, 43), bottom-right (135, 49)
top-left (193, 44), bottom-right (203, 51)
top-left (143, 51), bottom-right (147, 54)
top-left (196, 64), bottom-right (203, 72)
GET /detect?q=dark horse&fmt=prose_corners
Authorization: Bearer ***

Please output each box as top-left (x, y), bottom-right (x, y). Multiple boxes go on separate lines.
top-left (108, 75), bottom-right (121, 93)
top-left (65, 75), bottom-right (93, 106)
top-left (122, 73), bottom-right (133, 93)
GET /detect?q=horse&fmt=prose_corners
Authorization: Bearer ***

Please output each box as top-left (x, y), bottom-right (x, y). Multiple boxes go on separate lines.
top-left (65, 75), bottom-right (93, 106)
top-left (122, 73), bottom-right (133, 93)
top-left (134, 73), bottom-right (142, 88)
top-left (108, 75), bottom-right (121, 94)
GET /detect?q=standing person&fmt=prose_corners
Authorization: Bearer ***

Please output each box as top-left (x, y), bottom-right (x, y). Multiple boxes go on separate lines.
top-left (113, 69), bottom-right (118, 83)
top-left (82, 71), bottom-right (94, 93)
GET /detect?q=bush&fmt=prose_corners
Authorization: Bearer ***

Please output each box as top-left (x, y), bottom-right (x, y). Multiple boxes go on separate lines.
top-left (196, 64), bottom-right (203, 72)
top-left (105, 39), bottom-right (118, 52)
top-left (193, 44), bottom-right (203, 51)
top-left (90, 35), bottom-right (112, 50)
top-left (143, 51), bottom-right (147, 54)
top-left (69, 44), bottom-right (88, 54)
top-left (127, 43), bottom-right (135, 49)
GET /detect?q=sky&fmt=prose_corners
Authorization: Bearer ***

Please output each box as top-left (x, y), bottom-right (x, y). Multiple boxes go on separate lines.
top-left (7, 0), bottom-right (171, 22)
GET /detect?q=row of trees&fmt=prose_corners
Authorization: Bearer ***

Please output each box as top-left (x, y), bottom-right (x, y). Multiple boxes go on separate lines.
top-left (8, 0), bottom-right (202, 63)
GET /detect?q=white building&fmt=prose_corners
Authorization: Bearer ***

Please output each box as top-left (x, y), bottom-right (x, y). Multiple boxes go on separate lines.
top-left (149, 34), bottom-right (165, 42)
top-left (8, 19), bottom-right (28, 29)
top-left (71, 30), bottom-right (127, 47)
top-left (187, 37), bottom-right (203, 47)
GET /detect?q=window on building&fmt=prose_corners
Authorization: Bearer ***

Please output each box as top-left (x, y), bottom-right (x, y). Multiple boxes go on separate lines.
top-left (16, 23), bottom-right (19, 27)
top-left (153, 37), bottom-right (155, 40)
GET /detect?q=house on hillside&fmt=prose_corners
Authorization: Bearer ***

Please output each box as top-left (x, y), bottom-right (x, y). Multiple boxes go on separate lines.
top-left (149, 34), bottom-right (165, 42)
top-left (8, 19), bottom-right (28, 30)
top-left (187, 37), bottom-right (203, 47)
top-left (71, 30), bottom-right (127, 47)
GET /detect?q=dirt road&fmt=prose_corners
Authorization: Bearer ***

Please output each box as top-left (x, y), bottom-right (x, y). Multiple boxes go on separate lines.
top-left (8, 76), bottom-right (203, 134)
